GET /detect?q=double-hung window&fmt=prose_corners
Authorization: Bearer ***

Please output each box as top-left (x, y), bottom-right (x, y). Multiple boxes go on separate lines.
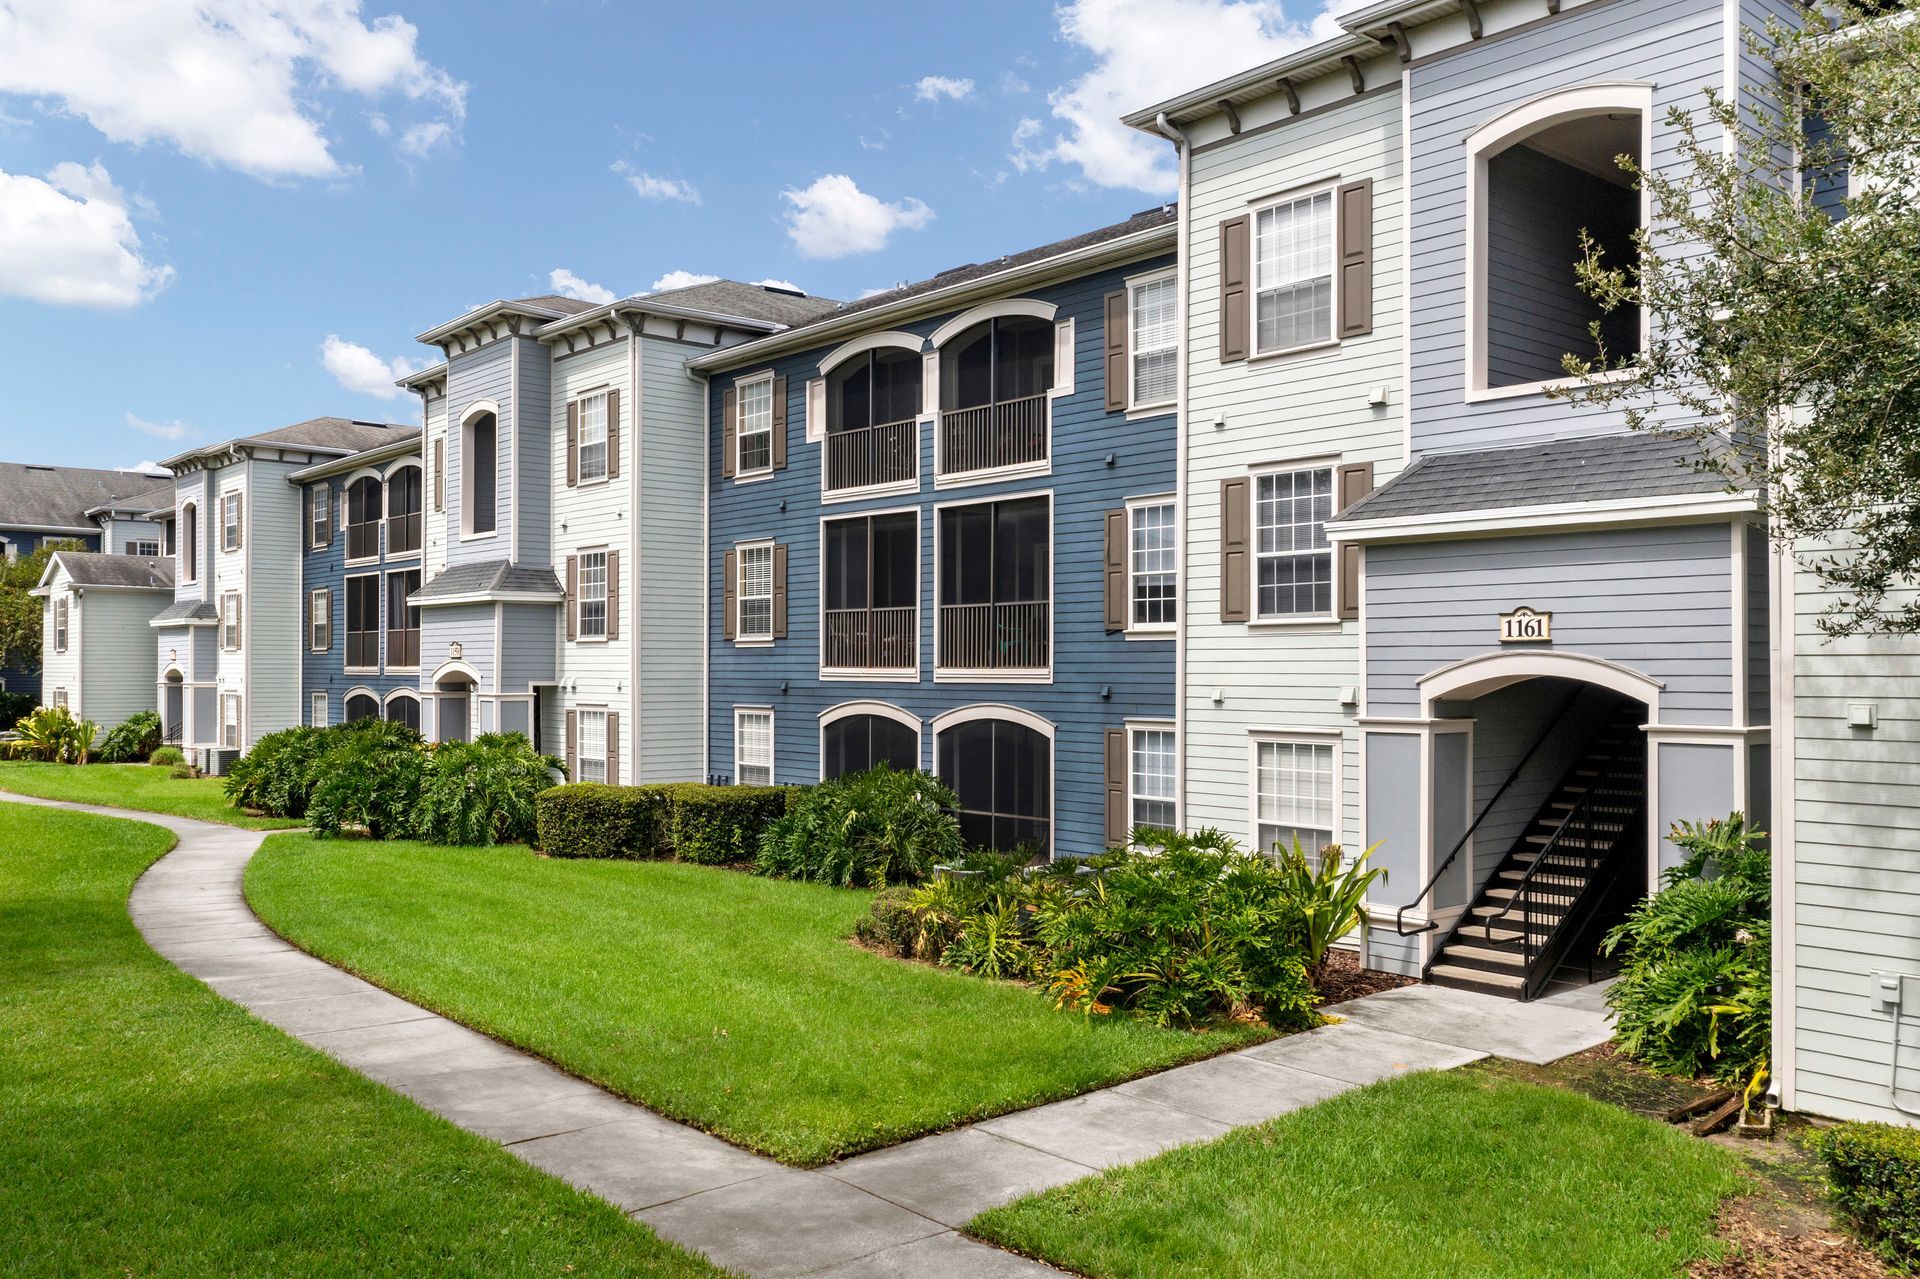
top-left (1253, 737), bottom-right (1336, 857)
top-left (1130, 726), bottom-right (1177, 831)
top-left (220, 491), bottom-right (243, 552)
top-left (311, 691), bottom-right (327, 727)
top-left (578, 392), bottom-right (609, 483)
top-left (309, 484), bottom-right (330, 548)
top-left (578, 550), bottom-right (608, 640)
top-left (53, 598), bottom-right (69, 652)
top-left (577, 709), bottom-right (608, 783)
top-left (737, 543), bottom-right (773, 641)
top-left (1254, 466), bottom-right (1334, 619)
top-left (1253, 188), bottom-right (1336, 355)
top-left (220, 592), bottom-right (242, 651)
top-left (308, 588), bottom-right (330, 652)
top-left (221, 693), bottom-right (242, 749)
top-left (735, 708), bottom-right (773, 785)
top-left (737, 375), bottom-right (773, 474)
top-left (1129, 274), bottom-right (1177, 407)
top-left (1128, 499), bottom-right (1177, 630)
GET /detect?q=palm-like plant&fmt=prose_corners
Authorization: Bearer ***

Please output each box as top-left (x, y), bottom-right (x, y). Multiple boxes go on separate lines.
top-left (1272, 837), bottom-right (1388, 986)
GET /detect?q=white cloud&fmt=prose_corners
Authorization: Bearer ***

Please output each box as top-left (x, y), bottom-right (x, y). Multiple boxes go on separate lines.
top-left (0, 0), bottom-right (467, 181)
top-left (914, 75), bottom-right (974, 102)
top-left (1017, 0), bottom-right (1342, 193)
top-left (125, 411), bottom-right (190, 442)
top-left (397, 120), bottom-right (453, 159)
top-left (750, 278), bottom-right (801, 292)
top-left (548, 268), bottom-right (615, 305)
top-left (321, 335), bottom-right (424, 400)
top-left (613, 160), bottom-right (700, 204)
top-left (780, 174), bottom-right (934, 260)
top-left (130, 460), bottom-right (172, 476)
top-left (649, 270), bottom-right (720, 292)
top-left (0, 161), bottom-right (174, 308)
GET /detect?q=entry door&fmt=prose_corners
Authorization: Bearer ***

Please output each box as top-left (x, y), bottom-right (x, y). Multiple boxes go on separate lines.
top-left (438, 694), bottom-right (469, 744)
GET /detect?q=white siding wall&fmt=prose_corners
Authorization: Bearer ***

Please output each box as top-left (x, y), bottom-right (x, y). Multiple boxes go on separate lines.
top-left (423, 388), bottom-right (449, 584)
top-left (78, 589), bottom-right (167, 729)
top-left (1183, 78), bottom-right (1405, 855)
top-left (39, 584), bottom-right (80, 708)
top-left (245, 457), bottom-right (306, 747)
top-left (102, 515), bottom-right (166, 555)
top-left (210, 460), bottom-right (248, 737)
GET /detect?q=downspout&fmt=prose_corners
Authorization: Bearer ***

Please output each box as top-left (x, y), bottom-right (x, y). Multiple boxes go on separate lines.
top-left (1153, 111), bottom-right (1193, 832)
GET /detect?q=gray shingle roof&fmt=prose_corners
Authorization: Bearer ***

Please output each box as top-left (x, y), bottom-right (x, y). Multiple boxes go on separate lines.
top-left (240, 418), bottom-right (418, 453)
top-left (152, 599), bottom-right (217, 624)
top-left (414, 559), bottom-right (564, 603)
top-left (641, 279), bottom-right (842, 328)
top-left (49, 551), bottom-right (173, 589)
top-left (1336, 433), bottom-right (1743, 524)
top-left (512, 294), bottom-right (601, 316)
top-left (0, 462), bottom-right (169, 532)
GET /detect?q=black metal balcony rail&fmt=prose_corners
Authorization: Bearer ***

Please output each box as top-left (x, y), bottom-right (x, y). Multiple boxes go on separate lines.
top-left (938, 393), bottom-right (1047, 476)
top-left (825, 418), bottom-right (917, 492)
top-left (823, 606), bottom-right (916, 670)
top-left (937, 600), bottom-right (1049, 671)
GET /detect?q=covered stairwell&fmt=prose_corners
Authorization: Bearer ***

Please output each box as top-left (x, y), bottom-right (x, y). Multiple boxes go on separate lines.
top-left (1426, 701), bottom-right (1647, 1000)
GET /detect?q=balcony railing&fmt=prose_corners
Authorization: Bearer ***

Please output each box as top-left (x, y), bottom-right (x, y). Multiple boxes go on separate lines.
top-left (824, 606), bottom-right (916, 671)
top-left (825, 419), bottom-right (916, 493)
top-left (346, 520), bottom-right (380, 561)
top-left (386, 627), bottom-right (420, 669)
top-left (938, 393), bottom-right (1048, 477)
top-left (345, 630), bottom-right (379, 670)
top-left (386, 512), bottom-right (422, 556)
top-left (937, 601), bottom-right (1050, 672)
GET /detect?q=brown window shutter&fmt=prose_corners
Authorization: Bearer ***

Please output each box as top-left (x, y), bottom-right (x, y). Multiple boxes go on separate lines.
top-left (1336, 461), bottom-right (1374, 621)
top-left (321, 484), bottom-right (333, 545)
top-left (321, 591), bottom-right (332, 651)
top-left (565, 554), bottom-right (578, 641)
top-left (771, 375), bottom-right (788, 470)
top-left (722, 549), bottom-right (737, 640)
top-left (565, 709), bottom-right (577, 780)
top-left (1338, 178), bottom-right (1374, 338)
top-left (607, 711), bottom-right (620, 785)
top-left (566, 400), bottom-right (579, 487)
top-left (606, 389), bottom-right (621, 480)
top-left (771, 543), bottom-right (788, 639)
top-left (606, 550), bottom-right (620, 640)
top-left (1219, 215), bottom-right (1250, 362)
top-left (1104, 728), bottom-right (1128, 848)
top-left (1104, 290), bottom-right (1129, 413)
top-left (235, 493), bottom-right (244, 549)
top-left (721, 388), bottom-right (737, 479)
top-left (1103, 508), bottom-right (1128, 631)
top-left (1220, 477), bottom-right (1250, 622)
top-left (433, 438), bottom-right (445, 512)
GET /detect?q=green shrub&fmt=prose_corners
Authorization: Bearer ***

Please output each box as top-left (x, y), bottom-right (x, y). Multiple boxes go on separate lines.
top-left (667, 783), bottom-right (791, 865)
top-left (0, 690), bottom-right (37, 732)
top-left (95, 710), bottom-right (162, 764)
top-left (851, 886), bottom-right (921, 956)
top-left (414, 733), bottom-right (562, 846)
top-left (1605, 813), bottom-right (1771, 1083)
top-left (307, 720), bottom-right (426, 840)
top-left (1818, 1121), bottom-right (1920, 1265)
top-left (1273, 836), bottom-right (1388, 987)
top-left (756, 766), bottom-right (964, 887)
top-left (224, 726), bottom-right (329, 817)
top-left (12, 705), bottom-right (98, 763)
top-left (168, 763), bottom-right (195, 779)
top-left (148, 746), bottom-right (185, 767)
top-left (535, 783), bottom-right (674, 858)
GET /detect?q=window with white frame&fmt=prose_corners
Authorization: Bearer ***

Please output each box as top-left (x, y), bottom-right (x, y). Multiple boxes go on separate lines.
top-left (578, 391), bottom-right (609, 482)
top-left (1253, 737), bottom-right (1336, 857)
top-left (737, 375), bottom-right (773, 474)
top-left (309, 484), bottom-right (330, 548)
top-left (126, 540), bottom-right (159, 558)
top-left (1254, 466), bottom-right (1334, 619)
top-left (1129, 274), bottom-right (1177, 407)
top-left (181, 504), bottom-right (198, 582)
top-left (311, 692), bottom-right (327, 727)
top-left (1253, 188), bottom-right (1335, 355)
top-left (1128, 499), bottom-right (1176, 629)
top-left (738, 543), bottom-right (773, 641)
top-left (220, 491), bottom-right (242, 551)
top-left (1130, 726), bottom-right (1177, 831)
top-left (51, 688), bottom-right (68, 709)
top-left (308, 588), bottom-right (330, 651)
top-left (578, 550), bottom-right (608, 640)
top-left (220, 592), bottom-right (242, 651)
top-left (577, 708), bottom-right (608, 783)
top-left (222, 693), bottom-right (242, 749)
top-left (53, 597), bottom-right (68, 653)
top-left (735, 708), bottom-right (773, 785)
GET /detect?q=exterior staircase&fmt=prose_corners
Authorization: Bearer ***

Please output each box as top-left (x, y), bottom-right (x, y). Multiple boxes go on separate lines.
top-left (1426, 704), bottom-right (1646, 1000)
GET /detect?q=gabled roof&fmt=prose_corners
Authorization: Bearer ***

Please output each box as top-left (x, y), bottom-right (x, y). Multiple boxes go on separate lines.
top-left (0, 462), bottom-right (171, 533)
top-left (39, 550), bottom-right (173, 592)
top-left (1120, 31), bottom-right (1385, 129)
top-left (412, 559), bottom-right (564, 605)
top-left (86, 482), bottom-right (174, 519)
top-left (160, 418), bottom-right (416, 471)
top-left (286, 429), bottom-right (424, 482)
top-left (640, 279), bottom-right (841, 329)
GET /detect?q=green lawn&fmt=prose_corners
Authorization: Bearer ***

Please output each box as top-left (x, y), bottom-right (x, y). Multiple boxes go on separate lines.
top-left (245, 838), bottom-right (1269, 1166)
top-left (0, 760), bottom-right (300, 829)
top-left (969, 1067), bottom-right (1746, 1279)
top-left (0, 801), bottom-right (729, 1279)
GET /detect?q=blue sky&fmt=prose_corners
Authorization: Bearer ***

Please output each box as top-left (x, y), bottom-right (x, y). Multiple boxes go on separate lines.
top-left (0, 0), bottom-right (1340, 469)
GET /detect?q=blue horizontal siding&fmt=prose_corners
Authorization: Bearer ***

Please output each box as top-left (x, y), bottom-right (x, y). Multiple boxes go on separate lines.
top-left (300, 476), bottom-right (425, 724)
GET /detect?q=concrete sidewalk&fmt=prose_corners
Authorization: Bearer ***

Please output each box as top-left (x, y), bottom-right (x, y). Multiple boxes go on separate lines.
top-left (10, 793), bottom-right (1613, 1279)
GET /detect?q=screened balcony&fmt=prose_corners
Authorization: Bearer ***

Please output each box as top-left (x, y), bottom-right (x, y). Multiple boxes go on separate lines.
top-left (385, 465), bottom-right (423, 556)
top-left (937, 315), bottom-right (1052, 477)
top-left (346, 476), bottom-right (382, 561)
top-left (822, 512), bottom-right (917, 672)
top-left (825, 347), bottom-right (920, 493)
top-left (936, 496), bottom-right (1050, 674)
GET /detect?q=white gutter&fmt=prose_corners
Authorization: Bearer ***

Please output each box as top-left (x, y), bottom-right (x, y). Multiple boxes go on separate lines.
top-left (1153, 111), bottom-right (1195, 835)
top-left (1328, 491), bottom-right (1763, 543)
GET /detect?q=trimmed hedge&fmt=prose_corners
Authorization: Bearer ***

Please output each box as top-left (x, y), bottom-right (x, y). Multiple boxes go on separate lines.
top-left (535, 781), bottom-right (789, 864)
top-left (1818, 1121), bottom-right (1920, 1264)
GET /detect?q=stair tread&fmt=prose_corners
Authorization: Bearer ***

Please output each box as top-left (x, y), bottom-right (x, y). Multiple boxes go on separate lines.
top-left (1441, 943), bottom-right (1526, 967)
top-left (1429, 963), bottom-right (1525, 989)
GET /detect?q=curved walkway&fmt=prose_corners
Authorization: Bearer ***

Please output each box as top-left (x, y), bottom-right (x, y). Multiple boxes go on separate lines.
top-left (11, 793), bottom-right (1614, 1279)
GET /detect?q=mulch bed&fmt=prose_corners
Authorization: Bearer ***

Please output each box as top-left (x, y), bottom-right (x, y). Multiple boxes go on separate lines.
top-left (1316, 949), bottom-right (1418, 1005)
top-left (1690, 1193), bottom-right (1893, 1279)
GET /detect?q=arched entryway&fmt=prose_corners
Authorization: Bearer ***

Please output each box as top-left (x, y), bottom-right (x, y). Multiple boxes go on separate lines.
top-left (162, 670), bottom-right (184, 745)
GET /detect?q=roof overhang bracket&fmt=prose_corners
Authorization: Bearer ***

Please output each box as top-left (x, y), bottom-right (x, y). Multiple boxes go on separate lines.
top-left (1218, 99), bottom-right (1242, 134)
top-left (1547, 0), bottom-right (1561, 12)
top-left (1342, 55), bottom-right (1365, 95)
top-left (1277, 76), bottom-right (1300, 114)
top-left (1384, 22), bottom-right (1413, 62)
top-left (1462, 0), bottom-right (1484, 38)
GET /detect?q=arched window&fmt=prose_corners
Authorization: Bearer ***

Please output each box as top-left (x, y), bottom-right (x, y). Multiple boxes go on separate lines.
top-left (935, 711), bottom-right (1052, 855)
top-left (344, 691), bottom-right (380, 723)
top-left (180, 503), bottom-right (198, 583)
top-left (385, 690), bottom-right (420, 732)
top-left (346, 476), bottom-right (382, 560)
top-left (1470, 84), bottom-right (1650, 394)
top-left (385, 464), bottom-right (423, 555)
top-left (822, 711), bottom-right (919, 780)
top-left (825, 348), bottom-right (921, 491)
top-left (463, 410), bottom-right (498, 536)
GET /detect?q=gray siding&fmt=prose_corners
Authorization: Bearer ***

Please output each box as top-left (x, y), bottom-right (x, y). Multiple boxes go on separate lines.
top-left (79, 589), bottom-right (168, 728)
top-left (499, 603), bottom-right (557, 690)
top-left (514, 337), bottom-right (552, 567)
top-left (422, 604), bottom-right (493, 685)
top-left (637, 336), bottom-right (708, 783)
top-left (443, 340), bottom-right (513, 565)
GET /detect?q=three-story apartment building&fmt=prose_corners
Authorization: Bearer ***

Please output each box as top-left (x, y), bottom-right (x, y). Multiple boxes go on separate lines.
top-left (693, 210), bottom-right (1181, 857)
